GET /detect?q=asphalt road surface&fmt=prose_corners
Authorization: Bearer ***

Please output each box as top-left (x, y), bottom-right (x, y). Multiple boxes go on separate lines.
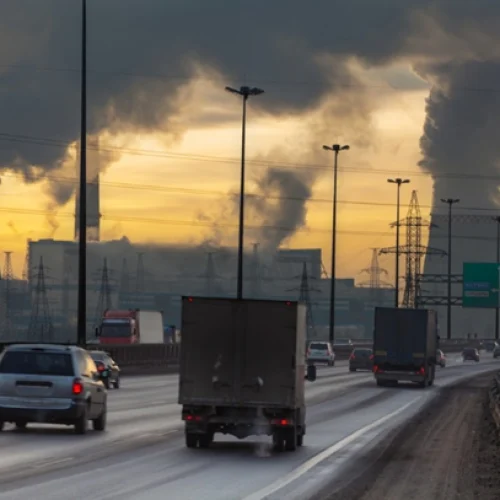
top-left (0, 356), bottom-right (497, 500)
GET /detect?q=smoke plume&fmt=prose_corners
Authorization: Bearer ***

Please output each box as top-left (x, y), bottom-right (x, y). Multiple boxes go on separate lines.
top-left (1, 1), bottom-right (500, 221)
top-left (418, 60), bottom-right (500, 208)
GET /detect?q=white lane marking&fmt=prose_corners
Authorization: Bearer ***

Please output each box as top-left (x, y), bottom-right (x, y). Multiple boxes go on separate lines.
top-left (243, 398), bottom-right (419, 500)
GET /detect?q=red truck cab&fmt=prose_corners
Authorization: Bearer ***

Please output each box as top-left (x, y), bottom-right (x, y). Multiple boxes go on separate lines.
top-left (97, 310), bottom-right (139, 344)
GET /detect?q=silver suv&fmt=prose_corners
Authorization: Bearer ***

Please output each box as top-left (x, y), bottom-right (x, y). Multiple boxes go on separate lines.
top-left (0, 344), bottom-right (107, 435)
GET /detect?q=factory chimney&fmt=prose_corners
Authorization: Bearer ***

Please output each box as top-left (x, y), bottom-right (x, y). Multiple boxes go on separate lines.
top-left (74, 136), bottom-right (101, 242)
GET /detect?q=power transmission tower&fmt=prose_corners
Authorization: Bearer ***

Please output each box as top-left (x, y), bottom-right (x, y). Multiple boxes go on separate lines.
top-left (358, 248), bottom-right (391, 289)
top-left (358, 248), bottom-right (392, 303)
top-left (3, 251), bottom-right (14, 337)
top-left (94, 258), bottom-right (113, 329)
top-left (28, 257), bottom-right (54, 342)
top-left (199, 251), bottom-right (219, 296)
top-left (288, 262), bottom-right (320, 338)
top-left (380, 190), bottom-right (445, 308)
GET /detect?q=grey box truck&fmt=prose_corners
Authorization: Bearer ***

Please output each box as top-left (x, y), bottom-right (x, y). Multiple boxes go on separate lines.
top-left (373, 307), bottom-right (439, 388)
top-left (178, 296), bottom-right (317, 451)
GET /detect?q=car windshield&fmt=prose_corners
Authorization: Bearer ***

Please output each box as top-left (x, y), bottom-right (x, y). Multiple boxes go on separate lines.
top-left (309, 343), bottom-right (328, 350)
top-left (90, 352), bottom-right (106, 362)
top-left (100, 324), bottom-right (131, 338)
top-left (0, 351), bottom-right (74, 376)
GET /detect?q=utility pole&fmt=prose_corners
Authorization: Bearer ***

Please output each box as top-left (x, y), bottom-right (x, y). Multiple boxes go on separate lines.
top-left (225, 85), bottom-right (265, 300)
top-left (323, 144), bottom-right (350, 344)
top-left (77, 0), bottom-right (87, 346)
top-left (441, 198), bottom-right (460, 340)
top-left (494, 216), bottom-right (500, 340)
top-left (387, 178), bottom-right (410, 307)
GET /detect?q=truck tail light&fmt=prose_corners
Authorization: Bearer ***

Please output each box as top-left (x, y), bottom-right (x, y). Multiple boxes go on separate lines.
top-left (183, 414), bottom-right (202, 422)
top-left (271, 418), bottom-right (292, 426)
top-left (418, 366), bottom-right (425, 375)
top-left (369, 355), bottom-right (374, 360)
top-left (349, 354), bottom-right (355, 360)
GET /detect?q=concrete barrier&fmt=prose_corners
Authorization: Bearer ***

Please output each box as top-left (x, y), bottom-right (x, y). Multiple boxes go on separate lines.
top-left (0, 339), bottom-right (486, 376)
top-left (86, 339), bottom-right (478, 375)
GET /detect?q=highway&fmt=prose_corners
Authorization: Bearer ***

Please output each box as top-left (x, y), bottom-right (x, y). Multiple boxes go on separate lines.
top-left (0, 356), bottom-right (497, 500)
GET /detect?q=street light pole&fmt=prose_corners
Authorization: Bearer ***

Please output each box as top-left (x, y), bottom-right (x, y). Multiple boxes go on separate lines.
top-left (323, 144), bottom-right (350, 344)
top-left (388, 178), bottom-right (410, 308)
top-left (77, 0), bottom-right (87, 346)
top-left (441, 198), bottom-right (460, 340)
top-left (225, 86), bottom-right (264, 300)
top-left (494, 216), bottom-right (500, 340)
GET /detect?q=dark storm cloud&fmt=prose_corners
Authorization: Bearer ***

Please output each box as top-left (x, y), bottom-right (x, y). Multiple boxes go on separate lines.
top-left (1, 0), bottom-right (500, 217)
top-left (0, 0), bottom-right (420, 205)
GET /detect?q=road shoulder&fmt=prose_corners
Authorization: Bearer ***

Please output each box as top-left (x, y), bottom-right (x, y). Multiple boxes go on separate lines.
top-left (327, 372), bottom-right (500, 500)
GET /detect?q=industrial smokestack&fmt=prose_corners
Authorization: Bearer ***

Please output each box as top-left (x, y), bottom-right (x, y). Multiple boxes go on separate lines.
top-left (74, 136), bottom-right (101, 242)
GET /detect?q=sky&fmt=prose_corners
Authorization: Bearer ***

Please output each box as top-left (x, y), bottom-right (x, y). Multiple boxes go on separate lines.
top-left (0, 65), bottom-right (433, 280)
top-left (2, 0), bottom-right (500, 283)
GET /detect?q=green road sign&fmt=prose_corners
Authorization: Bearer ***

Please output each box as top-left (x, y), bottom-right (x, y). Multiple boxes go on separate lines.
top-left (463, 262), bottom-right (500, 308)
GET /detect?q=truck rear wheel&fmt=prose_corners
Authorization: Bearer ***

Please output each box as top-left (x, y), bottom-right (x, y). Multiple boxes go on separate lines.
top-left (198, 432), bottom-right (213, 448)
top-left (285, 427), bottom-right (297, 451)
top-left (297, 432), bottom-right (303, 447)
top-left (272, 432), bottom-right (284, 452)
top-left (185, 432), bottom-right (198, 448)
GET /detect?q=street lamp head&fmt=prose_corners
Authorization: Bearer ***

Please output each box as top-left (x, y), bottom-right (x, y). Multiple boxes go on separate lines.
top-left (441, 198), bottom-right (460, 204)
top-left (402, 179), bottom-right (410, 184)
top-left (225, 86), bottom-right (240, 95)
top-left (225, 85), bottom-right (265, 97)
top-left (340, 145), bottom-right (350, 151)
top-left (323, 145), bottom-right (333, 151)
top-left (388, 178), bottom-right (410, 185)
top-left (248, 87), bottom-right (264, 96)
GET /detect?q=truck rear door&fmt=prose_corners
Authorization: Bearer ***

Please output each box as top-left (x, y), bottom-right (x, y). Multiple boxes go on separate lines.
top-left (238, 300), bottom-right (297, 408)
top-left (375, 308), bottom-right (427, 367)
top-left (179, 298), bottom-right (236, 405)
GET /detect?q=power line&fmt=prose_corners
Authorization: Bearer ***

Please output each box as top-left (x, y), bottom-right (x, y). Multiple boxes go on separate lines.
top-left (0, 174), bottom-right (499, 216)
top-left (0, 203), bottom-right (498, 240)
top-left (1, 131), bottom-right (500, 183)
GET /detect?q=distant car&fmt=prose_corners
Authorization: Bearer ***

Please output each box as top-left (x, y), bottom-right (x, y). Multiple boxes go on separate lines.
top-left (88, 350), bottom-right (120, 389)
top-left (0, 344), bottom-right (107, 434)
top-left (348, 348), bottom-right (373, 372)
top-left (307, 342), bottom-right (335, 366)
top-left (462, 347), bottom-right (480, 362)
top-left (436, 349), bottom-right (446, 367)
top-left (494, 345), bottom-right (500, 359)
top-left (484, 341), bottom-right (499, 353)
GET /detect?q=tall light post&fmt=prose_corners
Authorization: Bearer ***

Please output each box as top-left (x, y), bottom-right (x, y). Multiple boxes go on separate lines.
top-left (225, 86), bottom-right (264, 300)
top-left (493, 216), bottom-right (500, 340)
top-left (387, 178), bottom-right (410, 307)
top-left (323, 144), bottom-right (350, 344)
top-left (77, 0), bottom-right (87, 346)
top-left (441, 198), bottom-right (460, 340)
